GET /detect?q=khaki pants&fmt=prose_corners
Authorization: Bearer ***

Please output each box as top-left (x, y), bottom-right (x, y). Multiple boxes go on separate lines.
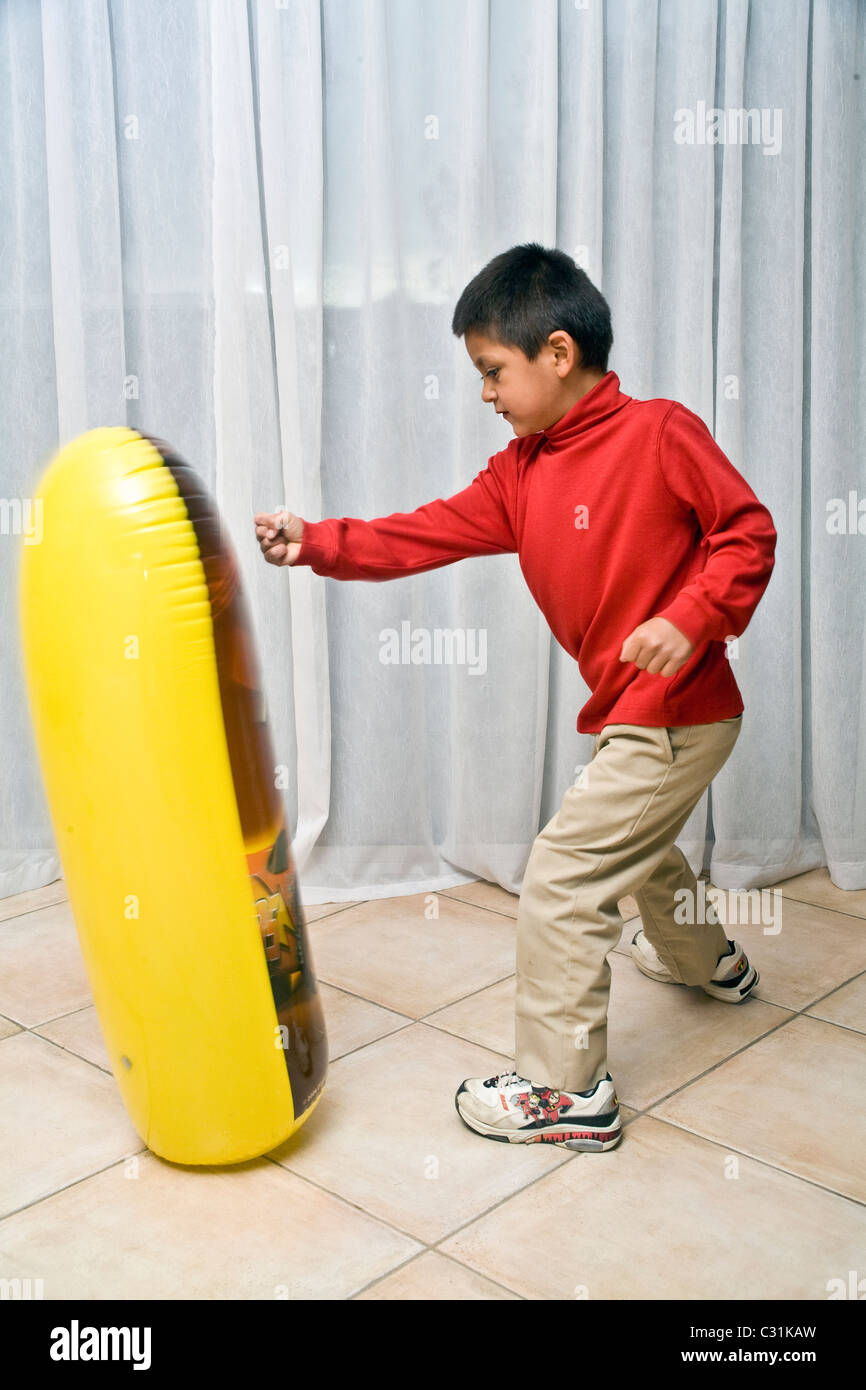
top-left (514, 716), bottom-right (743, 1092)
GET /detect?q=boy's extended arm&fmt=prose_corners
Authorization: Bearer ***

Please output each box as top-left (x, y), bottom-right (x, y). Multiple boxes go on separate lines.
top-left (653, 403), bottom-right (777, 647)
top-left (292, 447), bottom-right (518, 581)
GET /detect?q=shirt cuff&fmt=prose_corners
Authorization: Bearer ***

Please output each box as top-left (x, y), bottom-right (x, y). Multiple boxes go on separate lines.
top-left (654, 592), bottom-right (717, 649)
top-left (294, 519), bottom-right (337, 572)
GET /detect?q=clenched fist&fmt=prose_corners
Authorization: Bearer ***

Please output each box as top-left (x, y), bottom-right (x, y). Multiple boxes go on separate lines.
top-left (619, 616), bottom-right (694, 677)
top-left (254, 508), bottom-right (304, 567)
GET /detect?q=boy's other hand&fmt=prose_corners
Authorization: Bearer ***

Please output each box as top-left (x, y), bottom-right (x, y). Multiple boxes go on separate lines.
top-left (254, 509), bottom-right (304, 567)
top-left (619, 616), bottom-right (694, 677)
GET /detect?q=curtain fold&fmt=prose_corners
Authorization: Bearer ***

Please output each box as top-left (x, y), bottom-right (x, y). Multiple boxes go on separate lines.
top-left (2, 0), bottom-right (862, 904)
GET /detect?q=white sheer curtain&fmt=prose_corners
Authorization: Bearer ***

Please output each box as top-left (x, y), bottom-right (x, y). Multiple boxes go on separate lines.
top-left (2, 0), bottom-right (863, 905)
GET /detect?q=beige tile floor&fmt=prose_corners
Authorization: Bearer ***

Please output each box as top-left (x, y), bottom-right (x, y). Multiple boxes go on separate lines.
top-left (0, 867), bottom-right (864, 1300)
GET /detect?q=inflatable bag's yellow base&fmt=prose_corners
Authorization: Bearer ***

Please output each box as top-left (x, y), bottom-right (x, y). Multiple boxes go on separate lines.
top-left (19, 428), bottom-right (328, 1165)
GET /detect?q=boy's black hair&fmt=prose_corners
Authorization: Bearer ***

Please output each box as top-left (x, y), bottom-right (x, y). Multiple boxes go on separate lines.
top-left (451, 242), bottom-right (613, 374)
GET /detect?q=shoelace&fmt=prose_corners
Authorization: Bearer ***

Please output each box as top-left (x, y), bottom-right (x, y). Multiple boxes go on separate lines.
top-left (482, 1069), bottom-right (530, 1089)
top-left (483, 1069), bottom-right (609, 1099)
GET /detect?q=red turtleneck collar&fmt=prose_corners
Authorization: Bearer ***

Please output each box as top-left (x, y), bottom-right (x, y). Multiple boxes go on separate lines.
top-left (540, 370), bottom-right (632, 446)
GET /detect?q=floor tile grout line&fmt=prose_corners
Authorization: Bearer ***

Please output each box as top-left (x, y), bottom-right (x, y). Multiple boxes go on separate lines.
top-left (401, 1004), bottom-right (866, 1213)
top-left (620, 887), bottom-right (866, 926)
top-left (20, 1003), bottom-right (104, 1031)
top-left (614, 1008), bottom-right (807, 1116)
top-left (612, 950), bottom-right (866, 1017)
top-left (9, 963), bottom-right (864, 1098)
top-left (250, 1003), bottom-right (866, 1248)
top-left (7, 956), bottom-right (865, 1067)
top-left (5, 901), bottom-right (864, 1035)
top-left (1, 1128), bottom-right (535, 1301)
top-left (16, 1026), bottom-right (113, 1076)
top-left (419, 1018), bottom-right (513, 1047)
top-left (435, 897), bottom-right (518, 922)
top-left (326, 1018), bottom-right (418, 1065)
top-left (0, 888), bottom-right (511, 928)
top-left (6, 1106), bottom-right (860, 1288)
top-left (797, 1015), bottom-right (866, 1038)
top-left (6, 941), bottom-right (864, 1073)
top-left (0, 1008), bottom-right (90, 1032)
top-left (3, 1079), bottom-right (861, 1285)
top-left (37, 1003), bottom-right (99, 1023)
top-left (308, 900), bottom-right (520, 933)
top-left (6, 1136), bottom-right (534, 1292)
top-left (431, 1111), bottom-right (866, 1257)
top-left (754, 895), bottom-right (866, 925)
top-left (4, 882), bottom-right (866, 933)
top-left (792, 968), bottom-right (866, 1013)
top-left (328, 962), bottom-right (866, 1072)
top-left (312, 969), bottom-right (517, 1039)
top-left (440, 886), bottom-right (866, 928)
top-left (264, 1147), bottom-right (574, 1275)
top-left (316, 945), bottom-right (866, 1041)
top-left (0, 1150), bottom-right (148, 1226)
top-left (321, 995), bottom-right (521, 1070)
top-left (0, 895), bottom-right (359, 934)
top-left (416, 972), bottom-right (518, 1018)
top-left (3, 900), bottom-right (864, 1273)
top-left (5, 1134), bottom-right (525, 1290)
top-left (314, 980), bottom-right (414, 1026)
top-left (307, 888), bottom-right (518, 922)
top-left (429, 1247), bottom-right (529, 1300)
top-left (349, 1246), bottom-right (527, 1301)
top-left (640, 1112), bottom-right (866, 1211)
top-left (304, 903), bottom-right (368, 924)
top-left (423, 1152), bottom-right (583, 1250)
top-left (261, 1152), bottom-right (435, 1248)
top-left (621, 976), bottom-right (866, 1116)
top-left (11, 1000), bottom-right (862, 1175)
top-left (0, 897), bottom-right (71, 925)
top-left (613, 1001), bottom-right (866, 1207)
top-left (345, 1249), bottom-right (447, 1301)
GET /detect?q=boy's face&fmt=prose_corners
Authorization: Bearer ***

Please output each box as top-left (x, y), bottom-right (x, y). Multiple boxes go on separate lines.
top-left (463, 328), bottom-right (580, 437)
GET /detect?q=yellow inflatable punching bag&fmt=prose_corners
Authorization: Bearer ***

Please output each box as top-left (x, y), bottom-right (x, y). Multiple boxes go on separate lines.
top-left (19, 428), bottom-right (328, 1165)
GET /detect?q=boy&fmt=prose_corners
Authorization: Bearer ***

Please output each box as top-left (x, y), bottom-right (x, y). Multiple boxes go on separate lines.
top-left (254, 243), bottom-right (777, 1153)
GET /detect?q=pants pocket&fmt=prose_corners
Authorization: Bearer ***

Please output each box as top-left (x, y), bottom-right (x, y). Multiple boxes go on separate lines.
top-left (595, 723), bottom-right (674, 765)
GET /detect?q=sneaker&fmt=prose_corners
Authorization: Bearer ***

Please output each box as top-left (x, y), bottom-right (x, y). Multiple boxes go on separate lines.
top-left (454, 1069), bottom-right (622, 1150)
top-left (630, 928), bottom-right (759, 1002)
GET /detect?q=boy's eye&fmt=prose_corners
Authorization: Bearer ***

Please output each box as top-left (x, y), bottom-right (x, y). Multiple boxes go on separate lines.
top-left (481, 368), bottom-right (499, 381)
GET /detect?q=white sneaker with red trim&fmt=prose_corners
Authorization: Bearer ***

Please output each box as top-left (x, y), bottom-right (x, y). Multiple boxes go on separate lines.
top-left (630, 929), bottom-right (760, 1001)
top-left (454, 1069), bottom-right (622, 1150)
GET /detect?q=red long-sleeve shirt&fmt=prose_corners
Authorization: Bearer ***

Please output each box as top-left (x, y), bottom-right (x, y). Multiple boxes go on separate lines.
top-left (293, 371), bottom-right (777, 734)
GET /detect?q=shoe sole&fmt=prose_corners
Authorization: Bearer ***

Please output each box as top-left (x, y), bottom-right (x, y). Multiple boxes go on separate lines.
top-left (631, 950), bottom-right (679, 985)
top-left (703, 966), bottom-right (760, 1002)
top-left (631, 946), bottom-right (760, 1002)
top-left (454, 1088), bottom-right (623, 1151)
